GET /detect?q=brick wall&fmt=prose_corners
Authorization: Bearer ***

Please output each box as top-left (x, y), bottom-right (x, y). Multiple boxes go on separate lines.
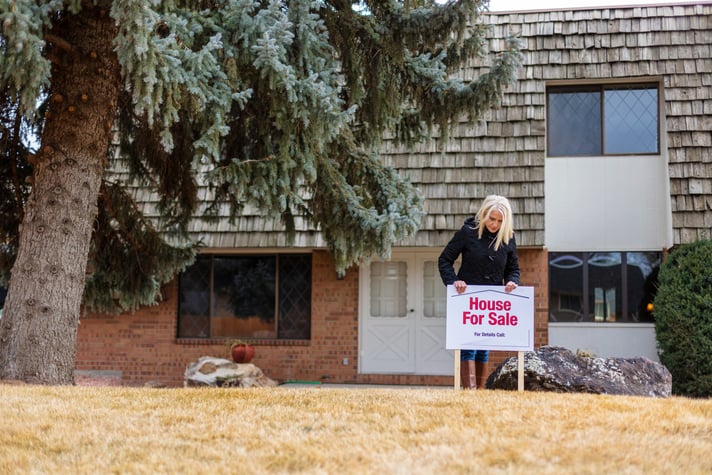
top-left (75, 248), bottom-right (549, 387)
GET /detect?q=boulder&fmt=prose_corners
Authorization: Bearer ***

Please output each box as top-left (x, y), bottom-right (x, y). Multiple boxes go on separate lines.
top-left (487, 346), bottom-right (672, 397)
top-left (184, 356), bottom-right (277, 388)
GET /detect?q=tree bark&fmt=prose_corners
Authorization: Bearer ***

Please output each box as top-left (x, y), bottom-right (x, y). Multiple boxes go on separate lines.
top-left (0, 6), bottom-right (120, 384)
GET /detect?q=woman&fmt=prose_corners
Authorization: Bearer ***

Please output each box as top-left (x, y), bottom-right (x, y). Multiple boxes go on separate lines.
top-left (438, 195), bottom-right (520, 389)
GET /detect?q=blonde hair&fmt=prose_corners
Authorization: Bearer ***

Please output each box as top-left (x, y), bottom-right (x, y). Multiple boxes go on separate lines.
top-left (476, 195), bottom-right (515, 251)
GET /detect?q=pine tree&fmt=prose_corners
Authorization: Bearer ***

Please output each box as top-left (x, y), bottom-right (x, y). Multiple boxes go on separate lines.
top-left (0, 0), bottom-right (521, 384)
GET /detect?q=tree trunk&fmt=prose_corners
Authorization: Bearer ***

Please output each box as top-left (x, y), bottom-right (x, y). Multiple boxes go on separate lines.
top-left (0, 6), bottom-right (120, 384)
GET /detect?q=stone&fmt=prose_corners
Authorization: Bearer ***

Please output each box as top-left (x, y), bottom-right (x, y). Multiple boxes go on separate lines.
top-left (487, 346), bottom-right (672, 397)
top-left (184, 356), bottom-right (277, 388)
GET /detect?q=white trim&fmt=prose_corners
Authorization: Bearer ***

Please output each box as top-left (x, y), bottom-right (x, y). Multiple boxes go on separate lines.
top-left (548, 322), bottom-right (659, 361)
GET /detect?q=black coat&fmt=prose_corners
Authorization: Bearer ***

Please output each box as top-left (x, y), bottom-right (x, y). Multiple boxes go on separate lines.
top-left (438, 217), bottom-right (520, 287)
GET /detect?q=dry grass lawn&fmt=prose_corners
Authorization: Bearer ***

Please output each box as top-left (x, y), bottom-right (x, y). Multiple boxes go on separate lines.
top-left (1, 384), bottom-right (711, 474)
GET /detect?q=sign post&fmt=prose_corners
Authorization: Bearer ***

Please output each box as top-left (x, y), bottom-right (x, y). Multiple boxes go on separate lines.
top-left (446, 285), bottom-right (534, 391)
top-left (453, 350), bottom-right (461, 390)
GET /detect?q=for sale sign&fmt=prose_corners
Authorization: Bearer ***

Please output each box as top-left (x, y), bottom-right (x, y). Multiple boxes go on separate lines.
top-left (446, 285), bottom-right (534, 352)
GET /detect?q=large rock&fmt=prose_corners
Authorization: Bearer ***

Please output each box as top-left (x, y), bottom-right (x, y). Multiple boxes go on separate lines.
top-left (184, 356), bottom-right (277, 388)
top-left (487, 346), bottom-right (672, 397)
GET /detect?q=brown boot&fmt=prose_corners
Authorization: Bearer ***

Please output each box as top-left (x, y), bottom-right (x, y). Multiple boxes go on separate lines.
top-left (460, 360), bottom-right (476, 389)
top-left (475, 361), bottom-right (488, 389)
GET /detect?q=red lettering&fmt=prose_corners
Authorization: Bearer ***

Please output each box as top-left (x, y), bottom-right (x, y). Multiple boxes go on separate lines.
top-left (462, 312), bottom-right (485, 325)
top-left (469, 297), bottom-right (512, 312)
top-left (488, 312), bottom-right (519, 326)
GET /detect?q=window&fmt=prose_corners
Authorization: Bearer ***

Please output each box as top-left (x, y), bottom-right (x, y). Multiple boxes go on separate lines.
top-left (423, 261), bottom-right (446, 318)
top-left (369, 261), bottom-right (408, 317)
top-left (178, 254), bottom-right (311, 339)
top-left (548, 251), bottom-right (660, 323)
top-left (547, 84), bottom-right (659, 156)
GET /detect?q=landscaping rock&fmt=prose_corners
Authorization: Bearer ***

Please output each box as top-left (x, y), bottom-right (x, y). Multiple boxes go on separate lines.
top-left (487, 346), bottom-right (672, 397)
top-left (184, 356), bottom-right (277, 388)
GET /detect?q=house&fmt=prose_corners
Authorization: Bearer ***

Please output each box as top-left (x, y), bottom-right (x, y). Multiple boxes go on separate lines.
top-left (74, 2), bottom-right (712, 387)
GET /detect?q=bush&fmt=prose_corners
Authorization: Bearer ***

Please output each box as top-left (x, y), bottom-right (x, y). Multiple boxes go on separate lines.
top-left (653, 240), bottom-right (712, 398)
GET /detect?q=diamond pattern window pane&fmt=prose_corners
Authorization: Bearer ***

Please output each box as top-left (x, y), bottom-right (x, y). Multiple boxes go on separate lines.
top-left (212, 256), bottom-right (276, 338)
top-left (547, 84), bottom-right (659, 157)
top-left (548, 90), bottom-right (601, 156)
top-left (213, 256), bottom-right (275, 320)
top-left (177, 254), bottom-right (312, 340)
top-left (278, 255), bottom-right (311, 339)
top-left (178, 256), bottom-right (212, 338)
top-left (604, 87), bottom-right (658, 154)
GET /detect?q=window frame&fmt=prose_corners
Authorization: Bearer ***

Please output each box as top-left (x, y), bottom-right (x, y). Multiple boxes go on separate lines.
top-left (548, 251), bottom-right (661, 324)
top-left (177, 252), bottom-right (312, 341)
top-left (546, 82), bottom-right (660, 157)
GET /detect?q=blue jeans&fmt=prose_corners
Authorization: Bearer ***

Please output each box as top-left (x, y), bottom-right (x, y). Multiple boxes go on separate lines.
top-left (461, 349), bottom-right (489, 362)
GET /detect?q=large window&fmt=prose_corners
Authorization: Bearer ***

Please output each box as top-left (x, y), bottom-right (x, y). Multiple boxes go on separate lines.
top-left (548, 251), bottom-right (660, 323)
top-left (178, 254), bottom-right (311, 340)
top-left (547, 83), bottom-right (659, 156)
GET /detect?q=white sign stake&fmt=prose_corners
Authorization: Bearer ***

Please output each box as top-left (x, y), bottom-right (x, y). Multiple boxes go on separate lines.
top-left (454, 350), bottom-right (461, 390)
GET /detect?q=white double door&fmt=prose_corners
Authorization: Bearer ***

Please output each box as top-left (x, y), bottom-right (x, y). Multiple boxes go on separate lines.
top-left (359, 250), bottom-right (454, 375)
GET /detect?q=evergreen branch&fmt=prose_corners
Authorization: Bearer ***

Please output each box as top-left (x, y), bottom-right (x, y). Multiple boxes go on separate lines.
top-left (114, 91), bottom-right (200, 233)
top-left (0, 90), bottom-right (33, 284)
top-left (393, 35), bottom-right (523, 145)
top-left (310, 138), bottom-right (423, 276)
top-left (86, 181), bottom-right (196, 313)
top-left (0, 0), bottom-right (57, 116)
top-left (99, 183), bottom-right (145, 256)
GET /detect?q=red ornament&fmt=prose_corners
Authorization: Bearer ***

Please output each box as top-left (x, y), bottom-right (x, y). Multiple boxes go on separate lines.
top-left (231, 343), bottom-right (255, 364)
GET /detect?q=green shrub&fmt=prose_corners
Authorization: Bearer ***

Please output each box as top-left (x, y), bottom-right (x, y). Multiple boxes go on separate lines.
top-left (653, 240), bottom-right (712, 398)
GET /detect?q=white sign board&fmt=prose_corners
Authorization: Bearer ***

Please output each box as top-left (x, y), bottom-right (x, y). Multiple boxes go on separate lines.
top-left (446, 285), bottom-right (534, 352)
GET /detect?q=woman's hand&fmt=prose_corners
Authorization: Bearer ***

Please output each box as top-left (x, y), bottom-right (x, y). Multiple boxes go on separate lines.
top-left (504, 281), bottom-right (518, 293)
top-left (453, 280), bottom-right (467, 294)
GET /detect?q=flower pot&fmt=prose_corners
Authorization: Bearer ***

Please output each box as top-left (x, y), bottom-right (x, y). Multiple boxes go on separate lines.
top-left (231, 343), bottom-right (255, 364)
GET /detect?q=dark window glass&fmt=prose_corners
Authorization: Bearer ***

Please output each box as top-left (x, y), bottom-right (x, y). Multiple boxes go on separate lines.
top-left (178, 254), bottom-right (311, 339)
top-left (549, 252), bottom-right (585, 322)
top-left (588, 252), bottom-right (622, 322)
top-left (547, 84), bottom-right (659, 157)
top-left (278, 255), bottom-right (312, 339)
top-left (212, 256), bottom-right (276, 338)
top-left (626, 252), bottom-right (660, 323)
top-left (178, 258), bottom-right (211, 338)
top-left (548, 251), bottom-right (660, 323)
